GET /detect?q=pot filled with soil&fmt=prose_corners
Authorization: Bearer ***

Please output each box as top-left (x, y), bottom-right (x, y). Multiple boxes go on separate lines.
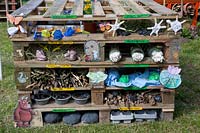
top-left (72, 92), bottom-right (90, 105)
top-left (52, 92), bottom-right (71, 105)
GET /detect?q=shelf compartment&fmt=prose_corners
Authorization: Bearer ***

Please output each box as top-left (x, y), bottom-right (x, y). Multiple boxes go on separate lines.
top-left (15, 68), bottom-right (90, 91)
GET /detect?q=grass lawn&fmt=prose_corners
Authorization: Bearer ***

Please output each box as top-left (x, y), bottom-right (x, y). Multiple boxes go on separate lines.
top-left (0, 22), bottom-right (200, 133)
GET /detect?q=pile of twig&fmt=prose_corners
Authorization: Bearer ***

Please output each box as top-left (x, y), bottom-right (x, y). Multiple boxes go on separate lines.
top-left (104, 91), bottom-right (161, 107)
top-left (26, 69), bottom-right (89, 90)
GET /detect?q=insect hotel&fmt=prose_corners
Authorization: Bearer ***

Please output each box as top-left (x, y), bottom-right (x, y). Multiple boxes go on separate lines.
top-left (9, 0), bottom-right (183, 127)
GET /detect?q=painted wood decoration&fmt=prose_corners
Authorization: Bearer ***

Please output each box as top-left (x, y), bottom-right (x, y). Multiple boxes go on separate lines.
top-left (17, 72), bottom-right (28, 84)
top-left (84, 40), bottom-right (101, 62)
top-left (14, 96), bottom-right (33, 127)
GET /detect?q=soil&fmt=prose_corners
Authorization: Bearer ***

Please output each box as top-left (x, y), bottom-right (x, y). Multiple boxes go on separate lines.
top-left (34, 94), bottom-right (50, 99)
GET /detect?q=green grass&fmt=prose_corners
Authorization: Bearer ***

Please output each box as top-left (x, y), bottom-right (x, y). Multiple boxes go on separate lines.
top-left (0, 22), bottom-right (200, 132)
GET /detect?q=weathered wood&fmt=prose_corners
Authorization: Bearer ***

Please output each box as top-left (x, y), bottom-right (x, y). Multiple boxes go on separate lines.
top-left (11, 0), bottom-right (43, 17)
top-left (11, 33), bottom-right (177, 42)
top-left (160, 110), bottom-right (174, 121)
top-left (93, 1), bottom-right (105, 17)
top-left (138, 0), bottom-right (177, 15)
top-left (106, 85), bottom-right (164, 90)
top-left (164, 39), bottom-right (180, 63)
top-left (17, 90), bottom-right (32, 101)
top-left (108, 0), bottom-right (128, 16)
top-left (33, 102), bottom-right (174, 110)
top-left (161, 89), bottom-right (175, 104)
top-left (43, 0), bottom-right (68, 18)
top-left (13, 60), bottom-right (179, 69)
top-left (99, 110), bottom-right (110, 123)
top-left (31, 110), bottom-right (43, 127)
top-left (22, 14), bottom-right (178, 21)
top-left (91, 91), bottom-right (104, 105)
top-left (127, 0), bottom-right (151, 14)
top-left (13, 42), bottom-right (26, 61)
top-left (100, 43), bottom-right (105, 62)
top-left (73, 0), bottom-right (83, 16)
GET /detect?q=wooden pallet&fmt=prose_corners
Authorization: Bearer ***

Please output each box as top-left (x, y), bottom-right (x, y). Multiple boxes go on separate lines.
top-left (10, 0), bottom-right (180, 127)
top-left (10, 0), bottom-right (178, 21)
top-left (30, 104), bottom-right (174, 127)
top-left (17, 87), bottom-right (174, 127)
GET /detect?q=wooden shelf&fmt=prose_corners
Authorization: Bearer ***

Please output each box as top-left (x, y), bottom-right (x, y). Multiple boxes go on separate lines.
top-left (0, 10), bottom-right (14, 12)
top-left (0, 3), bottom-right (17, 5)
top-left (14, 59), bottom-right (179, 68)
top-left (11, 33), bottom-right (178, 42)
top-left (22, 15), bottom-right (179, 21)
top-left (106, 85), bottom-right (164, 90)
top-left (32, 102), bottom-right (174, 111)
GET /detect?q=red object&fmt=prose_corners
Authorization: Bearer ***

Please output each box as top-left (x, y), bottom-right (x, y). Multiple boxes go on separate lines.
top-left (154, 0), bottom-right (200, 27)
top-left (192, 2), bottom-right (200, 27)
top-left (14, 97), bottom-right (33, 127)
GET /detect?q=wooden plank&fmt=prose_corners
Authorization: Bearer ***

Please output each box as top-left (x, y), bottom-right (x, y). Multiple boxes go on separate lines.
top-left (22, 14), bottom-right (178, 21)
top-left (11, 33), bottom-right (177, 42)
top-left (161, 91), bottom-right (175, 104)
top-left (108, 0), bottom-right (128, 16)
top-left (91, 91), bottom-right (104, 105)
top-left (165, 39), bottom-right (180, 63)
top-left (13, 60), bottom-right (179, 68)
top-left (43, 0), bottom-right (68, 18)
top-left (33, 103), bottom-right (175, 110)
top-left (93, 1), bottom-right (105, 17)
top-left (11, 0), bottom-right (43, 17)
top-left (13, 42), bottom-right (25, 61)
top-left (160, 111), bottom-right (174, 121)
top-left (163, 108), bottom-right (174, 112)
top-left (106, 85), bottom-right (164, 90)
top-left (99, 110), bottom-right (110, 123)
top-left (73, 0), bottom-right (83, 16)
top-left (127, 0), bottom-right (151, 14)
top-left (31, 110), bottom-right (43, 127)
top-left (138, 0), bottom-right (177, 15)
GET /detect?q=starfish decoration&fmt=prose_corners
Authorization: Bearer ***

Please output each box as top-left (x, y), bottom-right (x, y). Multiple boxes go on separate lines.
top-left (166, 16), bottom-right (186, 35)
top-left (107, 18), bottom-right (126, 37)
top-left (147, 18), bottom-right (166, 36)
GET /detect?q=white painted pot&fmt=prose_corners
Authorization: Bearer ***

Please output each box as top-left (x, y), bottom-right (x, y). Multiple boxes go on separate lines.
top-left (109, 48), bottom-right (122, 63)
top-left (130, 47), bottom-right (144, 62)
top-left (148, 47), bottom-right (164, 63)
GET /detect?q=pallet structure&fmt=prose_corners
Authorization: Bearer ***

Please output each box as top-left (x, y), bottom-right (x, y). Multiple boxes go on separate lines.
top-left (10, 0), bottom-right (182, 127)
top-left (0, 0), bottom-right (21, 20)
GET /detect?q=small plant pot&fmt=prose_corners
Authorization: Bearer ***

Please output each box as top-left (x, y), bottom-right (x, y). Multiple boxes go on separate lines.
top-left (53, 93), bottom-right (71, 105)
top-left (72, 92), bottom-right (90, 105)
top-left (34, 94), bottom-right (51, 105)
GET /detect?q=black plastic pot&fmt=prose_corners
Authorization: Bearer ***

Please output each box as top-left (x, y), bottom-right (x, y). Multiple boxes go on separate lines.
top-left (34, 93), bottom-right (51, 105)
top-left (52, 93), bottom-right (71, 105)
top-left (72, 92), bottom-right (90, 105)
